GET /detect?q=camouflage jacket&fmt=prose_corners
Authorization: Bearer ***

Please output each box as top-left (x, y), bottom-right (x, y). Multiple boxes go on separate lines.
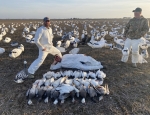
top-left (123, 16), bottom-right (149, 39)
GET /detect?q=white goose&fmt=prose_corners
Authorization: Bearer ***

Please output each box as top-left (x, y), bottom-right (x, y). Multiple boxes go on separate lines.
top-left (64, 40), bottom-right (70, 48)
top-left (0, 34), bottom-right (3, 41)
top-left (56, 41), bottom-right (66, 53)
top-left (3, 37), bottom-right (11, 43)
top-left (9, 44), bottom-right (24, 58)
top-left (25, 34), bottom-right (33, 42)
top-left (0, 47), bottom-right (5, 54)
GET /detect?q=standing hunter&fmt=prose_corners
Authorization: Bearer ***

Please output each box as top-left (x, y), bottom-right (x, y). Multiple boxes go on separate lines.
top-left (121, 7), bottom-right (149, 67)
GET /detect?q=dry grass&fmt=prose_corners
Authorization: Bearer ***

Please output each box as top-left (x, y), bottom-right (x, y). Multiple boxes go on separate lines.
top-left (0, 19), bottom-right (150, 115)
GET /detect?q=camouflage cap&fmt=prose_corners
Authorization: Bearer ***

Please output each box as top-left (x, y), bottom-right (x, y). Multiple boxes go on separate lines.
top-left (132, 7), bottom-right (142, 12)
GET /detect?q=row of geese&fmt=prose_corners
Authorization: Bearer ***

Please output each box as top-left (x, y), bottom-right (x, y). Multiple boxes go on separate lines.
top-left (26, 69), bottom-right (109, 105)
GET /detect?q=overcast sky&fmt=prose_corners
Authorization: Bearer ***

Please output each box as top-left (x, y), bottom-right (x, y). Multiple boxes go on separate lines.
top-left (0, 0), bottom-right (150, 19)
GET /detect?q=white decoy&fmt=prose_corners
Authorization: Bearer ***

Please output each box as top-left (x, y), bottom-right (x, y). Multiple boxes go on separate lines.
top-left (14, 61), bottom-right (28, 83)
top-left (3, 37), bottom-right (11, 43)
top-left (73, 41), bottom-right (78, 48)
top-left (30, 37), bottom-right (35, 44)
top-left (22, 32), bottom-right (26, 38)
top-left (11, 41), bottom-right (18, 46)
top-left (1, 30), bottom-right (6, 36)
top-left (141, 49), bottom-right (149, 58)
top-left (10, 30), bottom-right (14, 34)
top-left (30, 31), bottom-right (36, 35)
top-left (122, 47), bottom-right (129, 56)
top-left (64, 40), bottom-right (70, 48)
top-left (56, 41), bottom-right (66, 52)
top-left (0, 34), bottom-right (3, 41)
top-left (25, 34), bottom-right (33, 42)
top-left (114, 37), bottom-right (124, 49)
top-left (23, 27), bottom-right (30, 33)
top-left (0, 47), bottom-right (5, 54)
top-left (9, 44), bottom-right (24, 58)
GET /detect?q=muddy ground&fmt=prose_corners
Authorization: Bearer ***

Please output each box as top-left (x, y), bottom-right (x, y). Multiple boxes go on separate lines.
top-left (0, 19), bottom-right (150, 115)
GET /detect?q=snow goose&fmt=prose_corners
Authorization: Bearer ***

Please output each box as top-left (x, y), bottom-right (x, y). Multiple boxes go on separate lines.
top-left (64, 40), bottom-right (70, 48)
top-left (25, 34), bottom-right (33, 43)
top-left (94, 84), bottom-right (109, 101)
top-left (87, 85), bottom-right (97, 103)
top-left (1, 30), bottom-right (6, 36)
top-left (56, 41), bottom-right (66, 53)
top-left (26, 84), bottom-right (38, 105)
top-left (3, 37), bottom-right (11, 43)
top-left (141, 49), bottom-right (149, 58)
top-left (36, 86), bottom-right (46, 102)
top-left (56, 84), bottom-right (79, 104)
top-left (121, 47), bottom-right (129, 62)
top-left (79, 84), bottom-right (87, 104)
top-left (0, 34), bottom-right (3, 41)
top-left (14, 61), bottom-right (28, 83)
top-left (9, 44), bottom-right (24, 58)
top-left (0, 47), bottom-right (5, 54)
top-left (44, 86), bottom-right (53, 103)
top-left (96, 69), bottom-right (106, 79)
top-left (51, 88), bottom-right (60, 105)
top-left (114, 37), bottom-right (124, 50)
top-left (11, 41), bottom-right (18, 46)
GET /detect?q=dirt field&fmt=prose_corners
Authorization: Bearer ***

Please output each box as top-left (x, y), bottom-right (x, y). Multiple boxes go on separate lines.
top-left (0, 19), bottom-right (150, 115)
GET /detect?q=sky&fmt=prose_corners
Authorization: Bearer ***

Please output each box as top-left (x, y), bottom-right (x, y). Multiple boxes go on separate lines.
top-left (0, 0), bottom-right (150, 19)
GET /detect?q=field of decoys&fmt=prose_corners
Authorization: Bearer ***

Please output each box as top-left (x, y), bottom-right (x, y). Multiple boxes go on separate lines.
top-left (0, 19), bottom-right (150, 115)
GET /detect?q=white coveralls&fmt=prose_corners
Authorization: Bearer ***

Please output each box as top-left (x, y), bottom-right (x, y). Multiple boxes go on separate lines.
top-left (28, 26), bottom-right (62, 74)
top-left (121, 37), bottom-right (145, 63)
top-left (50, 54), bottom-right (103, 71)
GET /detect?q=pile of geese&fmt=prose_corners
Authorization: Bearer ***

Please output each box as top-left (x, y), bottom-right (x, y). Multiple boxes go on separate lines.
top-left (26, 69), bottom-right (109, 105)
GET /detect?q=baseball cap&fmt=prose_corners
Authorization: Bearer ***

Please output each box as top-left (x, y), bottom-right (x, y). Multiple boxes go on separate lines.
top-left (43, 17), bottom-right (50, 22)
top-left (133, 7), bottom-right (142, 12)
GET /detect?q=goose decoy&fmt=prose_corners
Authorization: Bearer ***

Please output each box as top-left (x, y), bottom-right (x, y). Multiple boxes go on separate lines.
top-left (9, 44), bottom-right (24, 58)
top-left (14, 61), bottom-right (28, 83)
top-left (3, 37), bottom-right (11, 43)
top-left (141, 49), bottom-right (149, 58)
top-left (11, 41), bottom-right (18, 46)
top-left (0, 47), bottom-right (5, 54)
